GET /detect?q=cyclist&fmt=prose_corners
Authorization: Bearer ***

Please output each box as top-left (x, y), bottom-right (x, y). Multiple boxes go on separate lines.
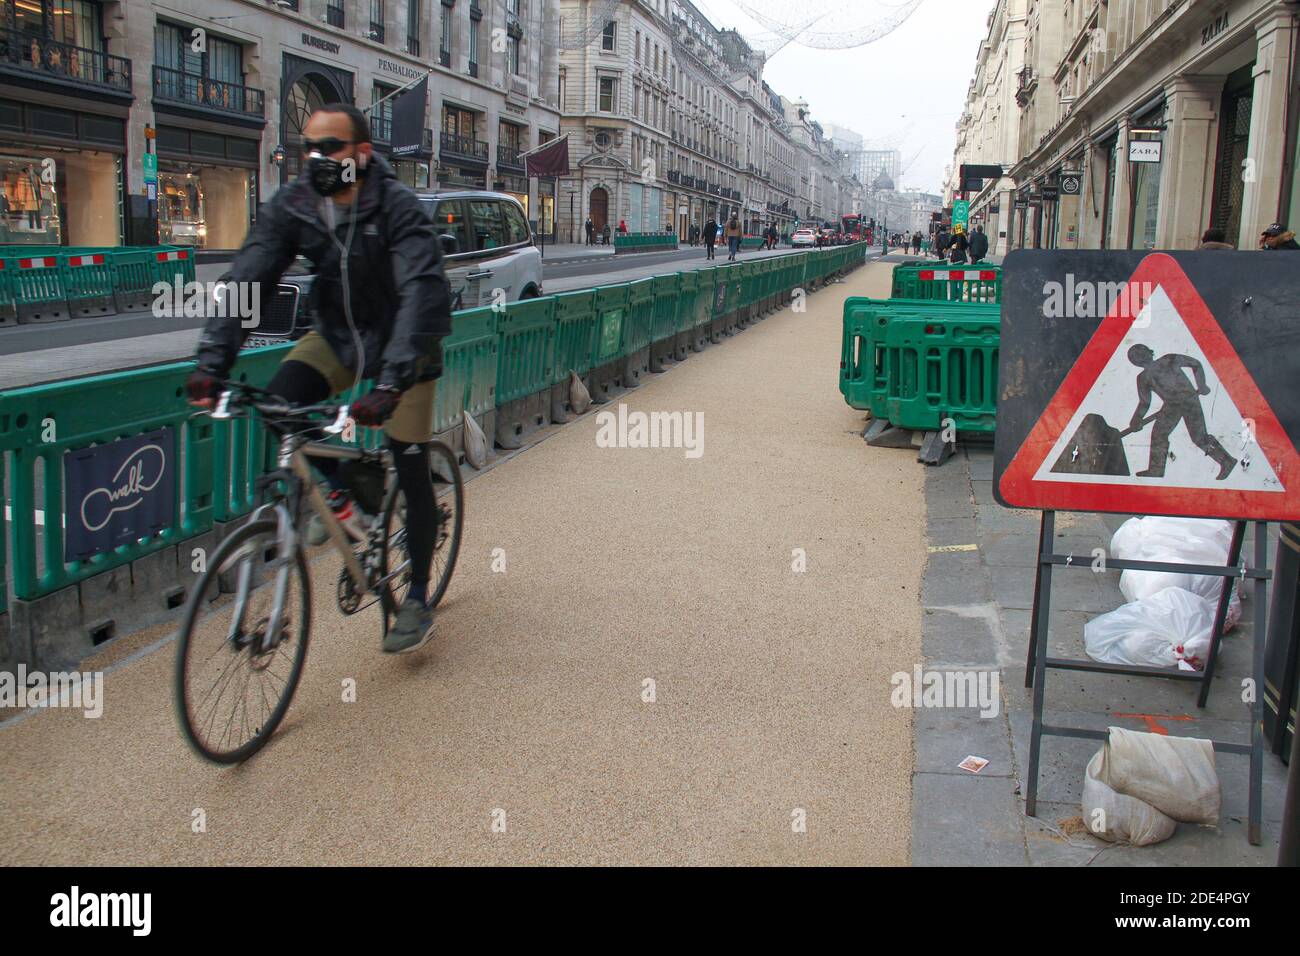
top-left (186, 103), bottom-right (452, 654)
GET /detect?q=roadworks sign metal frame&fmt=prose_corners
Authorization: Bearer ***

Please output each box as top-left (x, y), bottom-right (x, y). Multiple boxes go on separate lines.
top-left (992, 251), bottom-right (1295, 850)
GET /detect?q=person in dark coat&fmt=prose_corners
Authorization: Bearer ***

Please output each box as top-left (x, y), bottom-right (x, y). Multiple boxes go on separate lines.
top-left (703, 218), bottom-right (718, 259)
top-left (1261, 222), bottom-right (1300, 250)
top-left (584, 217), bottom-right (594, 245)
top-left (948, 227), bottom-right (969, 264)
top-left (187, 103), bottom-right (451, 652)
top-left (934, 229), bottom-right (950, 260)
top-left (969, 225), bottom-right (989, 263)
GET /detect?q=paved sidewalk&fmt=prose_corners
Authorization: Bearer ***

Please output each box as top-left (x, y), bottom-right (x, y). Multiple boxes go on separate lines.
top-left (909, 441), bottom-right (1287, 864)
top-left (0, 258), bottom-right (926, 865)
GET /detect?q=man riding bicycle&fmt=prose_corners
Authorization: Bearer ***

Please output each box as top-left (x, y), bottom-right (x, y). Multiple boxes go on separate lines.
top-left (187, 103), bottom-right (452, 654)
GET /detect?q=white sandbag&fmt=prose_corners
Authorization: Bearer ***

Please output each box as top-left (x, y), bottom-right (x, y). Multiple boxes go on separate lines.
top-left (1111, 517), bottom-right (1241, 630)
top-left (1095, 726), bottom-right (1220, 825)
top-left (1081, 749), bottom-right (1176, 845)
top-left (1084, 587), bottom-right (1215, 669)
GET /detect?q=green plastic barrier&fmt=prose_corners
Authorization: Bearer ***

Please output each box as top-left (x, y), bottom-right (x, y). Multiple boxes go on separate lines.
top-left (650, 274), bottom-right (680, 343)
top-left (624, 277), bottom-right (655, 355)
top-left (552, 289), bottom-right (597, 381)
top-left (434, 305), bottom-right (499, 435)
top-left (891, 264), bottom-right (1001, 303)
top-left (495, 296), bottom-right (555, 406)
top-left (592, 284), bottom-right (629, 365)
top-left (152, 246), bottom-right (197, 287)
top-left (61, 250), bottom-right (116, 317)
top-left (111, 248), bottom-right (162, 313)
top-left (5, 250), bottom-right (69, 322)
top-left (0, 256), bottom-right (16, 324)
top-left (841, 297), bottom-right (1000, 433)
top-left (676, 270), bottom-right (700, 333)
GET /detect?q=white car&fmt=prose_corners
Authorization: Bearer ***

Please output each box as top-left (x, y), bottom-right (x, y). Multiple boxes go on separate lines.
top-left (247, 191), bottom-right (544, 347)
top-left (791, 228), bottom-right (817, 248)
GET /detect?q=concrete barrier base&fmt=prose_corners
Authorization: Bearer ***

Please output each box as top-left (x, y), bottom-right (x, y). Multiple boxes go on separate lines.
top-left (620, 346), bottom-right (649, 388)
top-left (17, 300), bottom-right (70, 324)
top-left (495, 390), bottom-right (550, 450)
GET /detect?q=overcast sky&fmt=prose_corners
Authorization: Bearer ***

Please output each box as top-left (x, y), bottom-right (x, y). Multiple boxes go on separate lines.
top-left (690, 0), bottom-right (998, 194)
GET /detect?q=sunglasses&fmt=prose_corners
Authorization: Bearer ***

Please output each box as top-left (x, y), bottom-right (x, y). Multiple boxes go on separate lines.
top-left (302, 138), bottom-right (354, 156)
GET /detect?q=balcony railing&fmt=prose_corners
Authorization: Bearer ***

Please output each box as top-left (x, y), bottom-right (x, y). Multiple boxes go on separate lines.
top-left (441, 131), bottom-right (489, 163)
top-left (370, 114), bottom-right (391, 141)
top-left (439, 48), bottom-right (451, 67)
top-left (153, 66), bottom-right (264, 117)
top-left (369, 22), bottom-right (385, 43)
top-left (0, 28), bottom-right (131, 94)
top-left (667, 170), bottom-right (680, 184)
top-left (497, 144), bottom-right (524, 169)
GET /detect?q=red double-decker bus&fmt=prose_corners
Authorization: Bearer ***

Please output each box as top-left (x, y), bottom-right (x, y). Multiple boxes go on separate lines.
top-left (841, 214), bottom-right (864, 241)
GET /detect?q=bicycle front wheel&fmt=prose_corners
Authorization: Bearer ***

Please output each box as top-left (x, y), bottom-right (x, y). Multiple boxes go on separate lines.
top-left (174, 519), bottom-right (311, 764)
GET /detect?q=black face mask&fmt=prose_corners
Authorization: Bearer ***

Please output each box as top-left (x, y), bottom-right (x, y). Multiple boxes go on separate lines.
top-left (306, 152), bottom-right (359, 197)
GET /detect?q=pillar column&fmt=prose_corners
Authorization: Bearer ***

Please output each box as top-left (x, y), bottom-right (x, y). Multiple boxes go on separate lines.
top-left (1238, 10), bottom-right (1296, 247)
top-left (1156, 75), bottom-right (1221, 250)
top-left (1109, 113), bottom-right (1133, 248)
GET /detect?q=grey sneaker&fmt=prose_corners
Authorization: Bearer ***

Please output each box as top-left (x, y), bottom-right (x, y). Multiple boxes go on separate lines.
top-left (383, 599), bottom-right (435, 654)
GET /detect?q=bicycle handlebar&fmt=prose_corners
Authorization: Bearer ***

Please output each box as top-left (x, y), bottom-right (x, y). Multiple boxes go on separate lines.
top-left (209, 381), bottom-right (350, 434)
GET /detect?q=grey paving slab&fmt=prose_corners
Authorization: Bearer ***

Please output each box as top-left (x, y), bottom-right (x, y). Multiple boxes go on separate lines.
top-left (913, 705), bottom-right (1014, 776)
top-left (923, 608), bottom-right (1003, 668)
top-left (911, 773), bottom-right (1028, 866)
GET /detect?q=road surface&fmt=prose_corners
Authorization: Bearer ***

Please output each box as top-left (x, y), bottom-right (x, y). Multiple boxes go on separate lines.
top-left (0, 258), bottom-right (925, 865)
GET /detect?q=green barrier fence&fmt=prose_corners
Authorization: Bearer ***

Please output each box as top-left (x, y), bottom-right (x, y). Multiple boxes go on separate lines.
top-left (840, 297), bottom-right (1000, 434)
top-left (613, 232), bottom-right (678, 252)
top-left (552, 289), bottom-right (597, 382)
top-left (1, 244), bottom-right (870, 612)
top-left (891, 264), bottom-right (1001, 303)
top-left (496, 296), bottom-right (556, 406)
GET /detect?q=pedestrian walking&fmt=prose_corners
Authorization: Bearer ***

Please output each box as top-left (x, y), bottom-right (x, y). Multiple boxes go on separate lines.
top-left (724, 213), bottom-right (742, 261)
top-left (601, 222), bottom-right (612, 245)
top-left (584, 217), bottom-right (594, 246)
top-left (969, 225), bottom-right (989, 263)
top-left (934, 229), bottom-right (950, 260)
top-left (704, 217), bottom-right (718, 259)
top-left (618, 219), bottom-right (628, 235)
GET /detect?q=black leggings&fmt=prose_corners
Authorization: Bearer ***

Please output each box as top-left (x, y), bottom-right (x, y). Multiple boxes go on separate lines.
top-left (268, 360), bottom-right (435, 599)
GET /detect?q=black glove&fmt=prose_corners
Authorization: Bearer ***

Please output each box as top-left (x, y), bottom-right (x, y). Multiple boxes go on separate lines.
top-left (186, 369), bottom-right (224, 404)
top-left (351, 387), bottom-right (402, 427)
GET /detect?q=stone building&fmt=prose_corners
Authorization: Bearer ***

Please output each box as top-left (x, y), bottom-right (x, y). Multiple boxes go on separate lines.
top-left (0, 0), bottom-right (561, 250)
top-left (949, 0), bottom-right (1300, 254)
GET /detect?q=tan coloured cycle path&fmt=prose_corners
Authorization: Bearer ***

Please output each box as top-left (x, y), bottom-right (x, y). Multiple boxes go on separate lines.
top-left (0, 259), bottom-right (925, 865)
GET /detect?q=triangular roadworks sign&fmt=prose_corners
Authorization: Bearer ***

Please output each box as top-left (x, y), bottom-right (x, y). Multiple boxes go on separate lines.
top-left (999, 253), bottom-right (1300, 519)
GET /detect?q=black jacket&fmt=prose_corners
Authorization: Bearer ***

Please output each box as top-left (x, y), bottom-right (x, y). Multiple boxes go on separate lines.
top-left (196, 154), bottom-right (451, 391)
top-left (969, 230), bottom-right (989, 261)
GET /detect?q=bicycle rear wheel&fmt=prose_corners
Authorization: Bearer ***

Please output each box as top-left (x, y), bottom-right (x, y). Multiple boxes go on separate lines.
top-left (379, 440), bottom-right (464, 614)
top-left (174, 519), bottom-right (311, 764)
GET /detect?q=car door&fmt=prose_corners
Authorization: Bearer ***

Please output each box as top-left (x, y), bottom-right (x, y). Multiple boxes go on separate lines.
top-left (421, 197), bottom-right (476, 309)
top-left (495, 198), bottom-right (542, 298)
top-left (466, 197), bottom-right (515, 303)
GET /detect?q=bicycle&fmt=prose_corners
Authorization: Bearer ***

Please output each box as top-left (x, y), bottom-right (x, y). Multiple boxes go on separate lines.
top-left (173, 381), bottom-right (464, 763)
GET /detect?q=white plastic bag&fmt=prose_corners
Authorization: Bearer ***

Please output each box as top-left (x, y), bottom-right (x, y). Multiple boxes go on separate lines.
top-left (1095, 727), bottom-right (1220, 825)
top-left (1110, 517), bottom-right (1241, 631)
top-left (1084, 587), bottom-right (1215, 669)
top-left (1081, 749), bottom-right (1176, 845)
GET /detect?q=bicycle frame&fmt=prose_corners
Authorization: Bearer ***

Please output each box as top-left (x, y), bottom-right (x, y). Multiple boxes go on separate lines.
top-left (230, 431), bottom-right (394, 656)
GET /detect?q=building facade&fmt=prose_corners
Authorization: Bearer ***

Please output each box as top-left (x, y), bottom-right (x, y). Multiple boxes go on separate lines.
top-left (950, 0), bottom-right (1300, 255)
top-left (554, 0), bottom-right (860, 242)
top-left (0, 0), bottom-right (561, 250)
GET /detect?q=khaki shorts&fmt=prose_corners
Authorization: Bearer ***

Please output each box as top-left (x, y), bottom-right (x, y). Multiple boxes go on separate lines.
top-left (286, 331), bottom-right (436, 444)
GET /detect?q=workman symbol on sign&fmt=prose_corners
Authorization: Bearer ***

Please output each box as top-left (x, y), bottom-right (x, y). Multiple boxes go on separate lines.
top-left (1125, 343), bottom-right (1238, 480)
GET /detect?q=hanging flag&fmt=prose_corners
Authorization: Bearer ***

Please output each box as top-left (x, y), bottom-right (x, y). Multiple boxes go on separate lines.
top-left (523, 134), bottom-right (571, 178)
top-left (391, 76), bottom-right (428, 157)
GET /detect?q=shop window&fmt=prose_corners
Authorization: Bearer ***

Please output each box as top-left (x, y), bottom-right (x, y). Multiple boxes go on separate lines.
top-left (0, 155), bottom-right (61, 245)
top-left (1210, 68), bottom-right (1255, 245)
